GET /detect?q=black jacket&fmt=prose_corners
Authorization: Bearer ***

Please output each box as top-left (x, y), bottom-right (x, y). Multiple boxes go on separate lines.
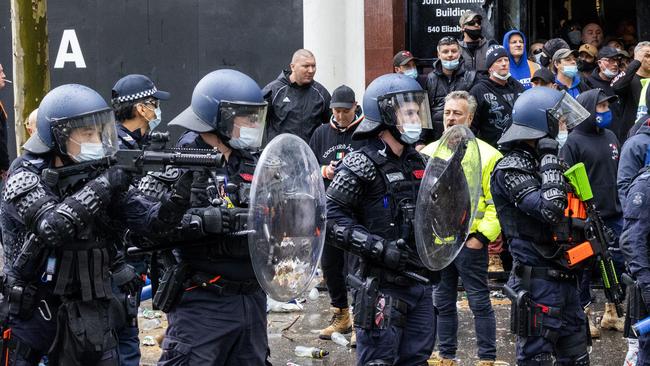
top-left (262, 70), bottom-right (331, 145)
top-left (459, 38), bottom-right (498, 71)
top-left (308, 107), bottom-right (368, 188)
top-left (423, 59), bottom-right (477, 142)
top-left (612, 60), bottom-right (646, 141)
top-left (585, 69), bottom-right (623, 138)
top-left (469, 75), bottom-right (525, 147)
top-left (560, 89), bottom-right (622, 219)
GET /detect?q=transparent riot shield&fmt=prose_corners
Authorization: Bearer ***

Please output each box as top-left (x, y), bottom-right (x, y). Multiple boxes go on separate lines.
top-left (415, 125), bottom-right (482, 270)
top-left (248, 134), bottom-right (327, 301)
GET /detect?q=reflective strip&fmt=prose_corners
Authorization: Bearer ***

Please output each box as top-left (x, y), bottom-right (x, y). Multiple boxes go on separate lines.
top-left (475, 211), bottom-right (485, 219)
top-left (485, 199), bottom-right (494, 205)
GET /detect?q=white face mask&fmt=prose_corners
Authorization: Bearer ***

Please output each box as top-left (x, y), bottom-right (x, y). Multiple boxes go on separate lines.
top-left (73, 142), bottom-right (105, 162)
top-left (148, 106), bottom-right (162, 131)
top-left (492, 71), bottom-right (511, 81)
top-left (229, 126), bottom-right (261, 149)
top-left (400, 124), bottom-right (422, 144)
top-left (556, 130), bottom-right (568, 147)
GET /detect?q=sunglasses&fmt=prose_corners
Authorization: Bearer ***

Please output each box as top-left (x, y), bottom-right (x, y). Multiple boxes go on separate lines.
top-left (438, 36), bottom-right (459, 46)
top-left (532, 48), bottom-right (544, 55)
top-left (465, 20), bottom-right (481, 26)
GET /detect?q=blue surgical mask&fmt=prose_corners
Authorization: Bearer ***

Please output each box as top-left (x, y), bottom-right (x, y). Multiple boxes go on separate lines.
top-left (146, 106), bottom-right (162, 131)
top-left (562, 65), bottom-right (578, 78)
top-left (602, 68), bottom-right (618, 79)
top-left (403, 68), bottom-right (418, 79)
top-left (595, 110), bottom-right (613, 128)
top-left (400, 124), bottom-right (422, 144)
top-left (229, 126), bottom-right (261, 149)
top-left (556, 130), bottom-right (568, 147)
top-left (441, 58), bottom-right (460, 70)
top-left (74, 142), bottom-right (104, 162)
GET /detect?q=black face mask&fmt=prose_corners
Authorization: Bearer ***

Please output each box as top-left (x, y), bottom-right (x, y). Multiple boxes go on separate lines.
top-left (577, 59), bottom-right (596, 73)
top-left (464, 28), bottom-right (482, 41)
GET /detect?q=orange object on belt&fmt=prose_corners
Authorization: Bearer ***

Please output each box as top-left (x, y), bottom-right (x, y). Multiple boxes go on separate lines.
top-left (564, 192), bottom-right (587, 219)
top-left (565, 241), bottom-right (594, 266)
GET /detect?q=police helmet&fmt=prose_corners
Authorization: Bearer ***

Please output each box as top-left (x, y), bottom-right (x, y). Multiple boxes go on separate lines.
top-left (24, 84), bottom-right (119, 161)
top-left (498, 87), bottom-right (589, 145)
top-left (169, 69), bottom-right (267, 149)
top-left (354, 73), bottom-right (432, 140)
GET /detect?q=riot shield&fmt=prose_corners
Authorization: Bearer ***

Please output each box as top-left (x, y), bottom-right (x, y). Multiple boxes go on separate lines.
top-left (415, 125), bottom-right (482, 271)
top-left (248, 134), bottom-right (327, 301)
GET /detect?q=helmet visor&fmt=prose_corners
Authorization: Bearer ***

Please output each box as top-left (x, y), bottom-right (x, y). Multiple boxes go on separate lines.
top-left (377, 91), bottom-right (433, 130)
top-left (218, 101), bottom-right (268, 149)
top-left (547, 91), bottom-right (590, 131)
top-left (51, 109), bottom-right (119, 159)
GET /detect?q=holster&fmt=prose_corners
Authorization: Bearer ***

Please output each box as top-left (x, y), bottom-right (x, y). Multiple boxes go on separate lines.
top-left (347, 274), bottom-right (407, 331)
top-left (5, 282), bottom-right (38, 321)
top-left (152, 262), bottom-right (189, 313)
top-left (503, 284), bottom-right (561, 338)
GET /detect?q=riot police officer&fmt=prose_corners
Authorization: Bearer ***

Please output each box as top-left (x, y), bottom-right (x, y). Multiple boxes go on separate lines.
top-left (144, 69), bottom-right (271, 365)
top-left (490, 87), bottom-right (591, 365)
top-left (0, 84), bottom-right (191, 365)
top-left (326, 73), bottom-right (437, 365)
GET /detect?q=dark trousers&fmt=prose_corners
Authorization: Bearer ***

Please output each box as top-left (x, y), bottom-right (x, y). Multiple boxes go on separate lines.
top-left (355, 282), bottom-right (436, 366)
top-left (158, 288), bottom-right (269, 366)
top-left (508, 275), bottom-right (589, 365)
top-left (434, 244), bottom-right (496, 360)
top-left (321, 242), bottom-right (357, 308)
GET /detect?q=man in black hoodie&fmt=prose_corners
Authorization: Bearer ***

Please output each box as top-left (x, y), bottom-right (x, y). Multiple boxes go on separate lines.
top-left (262, 49), bottom-right (331, 144)
top-left (470, 45), bottom-right (525, 148)
top-left (458, 11), bottom-right (497, 71)
top-left (309, 85), bottom-right (367, 345)
top-left (560, 89), bottom-right (625, 336)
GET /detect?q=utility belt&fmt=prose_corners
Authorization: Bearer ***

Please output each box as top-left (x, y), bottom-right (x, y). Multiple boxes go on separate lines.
top-left (152, 263), bottom-right (260, 313)
top-left (502, 284), bottom-right (562, 339)
top-left (622, 273), bottom-right (646, 338)
top-left (347, 274), bottom-right (408, 331)
top-left (513, 264), bottom-right (578, 284)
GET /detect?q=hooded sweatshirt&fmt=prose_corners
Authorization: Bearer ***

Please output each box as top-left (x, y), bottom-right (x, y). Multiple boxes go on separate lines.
top-left (262, 70), bottom-right (331, 145)
top-left (502, 30), bottom-right (540, 90)
top-left (560, 89), bottom-right (622, 219)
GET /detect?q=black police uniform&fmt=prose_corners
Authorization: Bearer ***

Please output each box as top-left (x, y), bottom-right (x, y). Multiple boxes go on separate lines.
top-left (327, 137), bottom-right (437, 365)
top-left (0, 150), bottom-right (185, 366)
top-left (491, 143), bottom-right (589, 365)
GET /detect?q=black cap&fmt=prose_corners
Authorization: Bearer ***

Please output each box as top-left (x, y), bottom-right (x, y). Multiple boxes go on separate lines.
top-left (596, 90), bottom-right (618, 104)
top-left (485, 45), bottom-right (508, 69)
top-left (543, 38), bottom-right (570, 58)
top-left (111, 74), bottom-right (170, 104)
top-left (330, 85), bottom-right (356, 109)
top-left (393, 50), bottom-right (415, 67)
top-left (531, 68), bottom-right (555, 84)
top-left (598, 46), bottom-right (624, 60)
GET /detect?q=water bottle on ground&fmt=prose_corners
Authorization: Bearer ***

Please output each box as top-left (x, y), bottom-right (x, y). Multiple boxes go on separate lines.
top-left (294, 346), bottom-right (329, 358)
top-left (331, 332), bottom-right (349, 346)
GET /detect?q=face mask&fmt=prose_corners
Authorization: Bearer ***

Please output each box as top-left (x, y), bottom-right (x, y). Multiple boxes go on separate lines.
top-left (556, 130), bottom-right (568, 147)
top-left (147, 106), bottom-right (162, 131)
top-left (602, 68), bottom-right (618, 79)
top-left (534, 53), bottom-right (543, 64)
top-left (567, 30), bottom-right (582, 45)
top-left (577, 60), bottom-right (596, 73)
top-left (562, 65), bottom-right (578, 78)
top-left (229, 126), bottom-right (261, 149)
top-left (400, 124), bottom-right (422, 144)
top-left (595, 110), bottom-right (613, 128)
top-left (491, 71), bottom-right (511, 81)
top-left (441, 58), bottom-right (460, 70)
top-left (74, 142), bottom-right (104, 162)
top-left (465, 28), bottom-right (482, 40)
top-left (403, 68), bottom-right (418, 79)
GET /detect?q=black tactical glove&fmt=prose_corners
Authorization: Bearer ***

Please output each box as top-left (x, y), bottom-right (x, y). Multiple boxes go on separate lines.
top-left (171, 171), bottom-right (194, 204)
top-left (187, 206), bottom-right (232, 235)
top-left (112, 263), bottom-right (144, 296)
top-left (103, 166), bottom-right (132, 193)
top-left (381, 239), bottom-right (409, 271)
top-left (536, 137), bottom-right (560, 157)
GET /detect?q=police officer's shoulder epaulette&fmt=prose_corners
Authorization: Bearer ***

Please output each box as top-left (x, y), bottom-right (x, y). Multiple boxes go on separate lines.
top-left (3, 170), bottom-right (40, 201)
top-left (341, 152), bottom-right (377, 182)
top-left (495, 153), bottom-right (536, 174)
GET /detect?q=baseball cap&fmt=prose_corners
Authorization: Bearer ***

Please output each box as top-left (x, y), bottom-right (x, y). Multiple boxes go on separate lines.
top-left (596, 90), bottom-right (618, 104)
top-left (552, 48), bottom-right (578, 62)
top-left (598, 46), bottom-right (624, 60)
top-left (531, 68), bottom-right (555, 84)
top-left (459, 11), bottom-right (482, 27)
top-left (111, 74), bottom-right (170, 104)
top-left (543, 38), bottom-right (570, 58)
top-left (393, 50), bottom-right (416, 67)
top-left (330, 85), bottom-right (356, 109)
top-left (578, 44), bottom-right (598, 58)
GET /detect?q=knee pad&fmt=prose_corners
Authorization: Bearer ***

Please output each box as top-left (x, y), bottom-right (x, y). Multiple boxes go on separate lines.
top-left (518, 353), bottom-right (553, 366)
top-left (365, 359), bottom-right (393, 366)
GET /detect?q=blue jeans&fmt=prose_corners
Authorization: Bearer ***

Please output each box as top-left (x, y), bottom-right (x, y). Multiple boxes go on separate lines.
top-left (355, 282), bottom-right (436, 365)
top-left (434, 244), bottom-right (496, 360)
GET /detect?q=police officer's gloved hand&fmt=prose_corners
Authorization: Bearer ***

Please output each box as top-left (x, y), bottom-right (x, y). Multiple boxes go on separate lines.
top-left (187, 206), bottom-right (232, 234)
top-left (536, 137), bottom-right (560, 157)
top-left (112, 263), bottom-right (144, 296)
top-left (102, 166), bottom-right (132, 193)
top-left (381, 239), bottom-right (409, 271)
top-left (171, 171), bottom-right (194, 205)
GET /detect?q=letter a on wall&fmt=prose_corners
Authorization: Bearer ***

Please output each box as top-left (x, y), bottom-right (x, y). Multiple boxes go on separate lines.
top-left (54, 29), bottom-right (86, 68)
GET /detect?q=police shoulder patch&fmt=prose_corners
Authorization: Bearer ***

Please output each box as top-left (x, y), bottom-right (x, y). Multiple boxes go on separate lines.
top-left (631, 191), bottom-right (645, 207)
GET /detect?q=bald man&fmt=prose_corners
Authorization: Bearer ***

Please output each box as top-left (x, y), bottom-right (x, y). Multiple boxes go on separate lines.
top-left (262, 48), bottom-right (331, 144)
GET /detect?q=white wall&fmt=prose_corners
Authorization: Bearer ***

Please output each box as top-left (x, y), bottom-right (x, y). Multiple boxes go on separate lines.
top-left (303, 0), bottom-right (365, 104)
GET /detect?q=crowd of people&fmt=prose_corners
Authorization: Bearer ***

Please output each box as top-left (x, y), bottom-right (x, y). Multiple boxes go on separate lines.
top-left (0, 8), bottom-right (649, 366)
